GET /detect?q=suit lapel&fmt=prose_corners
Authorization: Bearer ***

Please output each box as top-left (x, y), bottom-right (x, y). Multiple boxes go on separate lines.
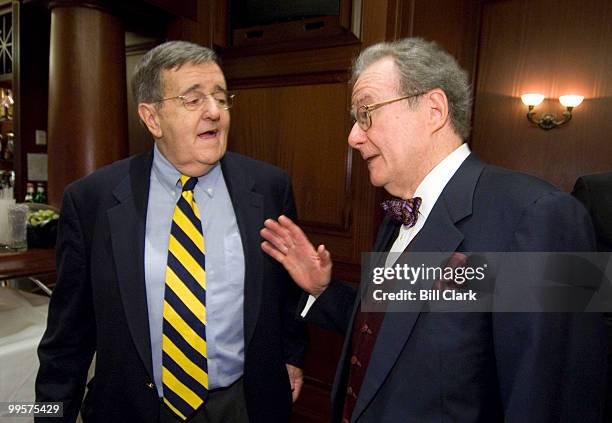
top-left (108, 152), bottom-right (155, 381)
top-left (221, 153), bottom-right (264, 349)
top-left (352, 153), bottom-right (485, 421)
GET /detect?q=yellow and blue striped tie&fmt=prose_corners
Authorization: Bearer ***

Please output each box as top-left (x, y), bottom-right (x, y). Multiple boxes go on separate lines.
top-left (162, 175), bottom-right (208, 420)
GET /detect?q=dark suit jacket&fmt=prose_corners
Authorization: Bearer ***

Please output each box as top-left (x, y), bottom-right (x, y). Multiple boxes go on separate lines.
top-left (572, 171), bottom-right (612, 422)
top-left (35, 151), bottom-right (307, 423)
top-left (306, 153), bottom-right (606, 422)
top-left (572, 172), bottom-right (612, 252)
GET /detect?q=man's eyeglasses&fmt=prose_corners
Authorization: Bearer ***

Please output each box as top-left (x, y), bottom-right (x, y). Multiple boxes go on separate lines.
top-left (351, 92), bottom-right (425, 131)
top-left (156, 90), bottom-right (235, 111)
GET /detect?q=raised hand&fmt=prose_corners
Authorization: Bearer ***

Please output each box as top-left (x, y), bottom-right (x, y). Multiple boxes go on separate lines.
top-left (260, 215), bottom-right (332, 297)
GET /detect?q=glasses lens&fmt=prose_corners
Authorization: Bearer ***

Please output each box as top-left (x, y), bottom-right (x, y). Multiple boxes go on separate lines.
top-left (357, 107), bottom-right (370, 131)
top-left (212, 91), bottom-right (232, 109)
top-left (181, 92), bottom-right (235, 111)
top-left (182, 93), bottom-right (205, 111)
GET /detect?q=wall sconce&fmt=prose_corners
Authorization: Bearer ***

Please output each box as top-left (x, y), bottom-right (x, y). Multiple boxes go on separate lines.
top-left (521, 93), bottom-right (584, 130)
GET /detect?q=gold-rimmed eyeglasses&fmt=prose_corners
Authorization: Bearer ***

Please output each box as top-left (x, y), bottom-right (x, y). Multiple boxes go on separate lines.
top-left (156, 90), bottom-right (235, 111)
top-left (351, 92), bottom-right (425, 131)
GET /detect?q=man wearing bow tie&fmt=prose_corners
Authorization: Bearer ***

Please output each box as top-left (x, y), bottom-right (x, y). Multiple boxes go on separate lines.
top-left (261, 38), bottom-right (606, 422)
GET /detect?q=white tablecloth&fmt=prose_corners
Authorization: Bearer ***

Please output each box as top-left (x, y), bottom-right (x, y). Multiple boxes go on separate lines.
top-left (0, 287), bottom-right (49, 422)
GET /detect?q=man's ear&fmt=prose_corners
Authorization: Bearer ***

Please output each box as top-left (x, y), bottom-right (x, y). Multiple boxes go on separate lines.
top-left (138, 103), bottom-right (163, 139)
top-left (424, 88), bottom-right (449, 134)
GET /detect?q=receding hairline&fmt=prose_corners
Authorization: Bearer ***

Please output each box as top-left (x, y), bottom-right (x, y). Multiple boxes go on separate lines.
top-left (351, 56), bottom-right (404, 104)
top-left (157, 61), bottom-right (227, 97)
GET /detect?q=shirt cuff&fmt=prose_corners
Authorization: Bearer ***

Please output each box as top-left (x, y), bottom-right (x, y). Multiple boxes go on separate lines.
top-left (300, 295), bottom-right (317, 318)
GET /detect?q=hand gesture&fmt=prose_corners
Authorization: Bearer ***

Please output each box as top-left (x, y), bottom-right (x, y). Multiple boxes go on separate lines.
top-left (261, 215), bottom-right (332, 297)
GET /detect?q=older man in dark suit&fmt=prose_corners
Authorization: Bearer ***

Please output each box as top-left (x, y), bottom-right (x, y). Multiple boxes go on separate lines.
top-left (573, 171), bottom-right (612, 421)
top-left (261, 38), bottom-right (606, 422)
top-left (35, 41), bottom-right (307, 423)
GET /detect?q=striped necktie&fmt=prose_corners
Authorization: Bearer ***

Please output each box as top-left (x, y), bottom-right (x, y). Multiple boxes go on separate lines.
top-left (162, 175), bottom-right (209, 420)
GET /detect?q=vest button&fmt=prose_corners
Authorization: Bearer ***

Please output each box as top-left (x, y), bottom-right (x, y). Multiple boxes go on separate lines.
top-left (146, 382), bottom-right (155, 389)
top-left (360, 323), bottom-right (372, 334)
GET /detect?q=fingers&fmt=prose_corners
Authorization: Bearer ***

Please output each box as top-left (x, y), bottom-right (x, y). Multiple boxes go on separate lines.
top-left (278, 215), bottom-right (309, 244)
top-left (285, 364), bottom-right (304, 402)
top-left (263, 218), bottom-right (291, 242)
top-left (261, 218), bottom-right (297, 254)
top-left (317, 244), bottom-right (332, 266)
top-left (260, 227), bottom-right (289, 254)
top-left (292, 383), bottom-right (302, 402)
top-left (261, 240), bottom-right (286, 264)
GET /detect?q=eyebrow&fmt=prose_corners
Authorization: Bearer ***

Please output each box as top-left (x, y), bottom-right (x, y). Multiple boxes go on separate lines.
top-left (352, 94), bottom-right (373, 107)
top-left (180, 84), bottom-right (227, 96)
top-left (180, 84), bottom-right (201, 96)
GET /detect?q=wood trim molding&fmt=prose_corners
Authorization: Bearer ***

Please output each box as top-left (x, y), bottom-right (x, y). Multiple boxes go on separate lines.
top-left (222, 43), bottom-right (361, 86)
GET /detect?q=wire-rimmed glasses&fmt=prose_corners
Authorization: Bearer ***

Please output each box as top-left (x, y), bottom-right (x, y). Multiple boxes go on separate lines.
top-left (352, 92), bottom-right (425, 131)
top-left (156, 90), bottom-right (235, 111)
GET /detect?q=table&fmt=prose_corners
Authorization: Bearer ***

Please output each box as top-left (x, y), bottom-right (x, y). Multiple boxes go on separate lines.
top-left (0, 249), bottom-right (56, 280)
top-left (0, 287), bottom-right (49, 422)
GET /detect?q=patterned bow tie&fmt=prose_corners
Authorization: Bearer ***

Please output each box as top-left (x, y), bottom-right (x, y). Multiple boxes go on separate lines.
top-left (381, 197), bottom-right (422, 227)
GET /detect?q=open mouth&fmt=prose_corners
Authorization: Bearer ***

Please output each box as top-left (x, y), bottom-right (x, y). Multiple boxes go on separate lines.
top-left (198, 129), bottom-right (218, 139)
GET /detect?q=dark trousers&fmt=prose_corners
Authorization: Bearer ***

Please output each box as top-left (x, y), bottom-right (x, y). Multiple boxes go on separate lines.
top-left (159, 378), bottom-right (248, 423)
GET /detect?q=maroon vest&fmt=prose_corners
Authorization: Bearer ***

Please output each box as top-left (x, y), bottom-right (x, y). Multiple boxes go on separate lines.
top-left (341, 310), bottom-right (386, 423)
top-left (342, 226), bottom-right (400, 422)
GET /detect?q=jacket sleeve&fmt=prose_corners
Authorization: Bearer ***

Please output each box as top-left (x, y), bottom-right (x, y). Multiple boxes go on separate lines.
top-left (35, 188), bottom-right (95, 423)
top-left (492, 191), bottom-right (606, 422)
top-left (298, 281), bottom-right (357, 334)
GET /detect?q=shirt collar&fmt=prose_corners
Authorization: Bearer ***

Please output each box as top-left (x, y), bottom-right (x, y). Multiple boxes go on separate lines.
top-left (412, 143), bottom-right (471, 221)
top-left (152, 142), bottom-right (221, 199)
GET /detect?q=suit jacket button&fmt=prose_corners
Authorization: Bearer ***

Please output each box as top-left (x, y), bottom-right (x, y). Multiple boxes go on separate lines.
top-left (146, 382), bottom-right (155, 389)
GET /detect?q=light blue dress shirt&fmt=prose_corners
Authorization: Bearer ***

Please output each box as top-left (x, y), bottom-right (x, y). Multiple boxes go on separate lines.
top-left (144, 144), bottom-right (245, 396)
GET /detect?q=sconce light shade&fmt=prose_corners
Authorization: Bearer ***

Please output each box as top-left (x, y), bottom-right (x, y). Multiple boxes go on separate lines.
top-left (559, 94), bottom-right (584, 108)
top-left (521, 93), bottom-right (545, 107)
top-left (522, 93), bottom-right (583, 130)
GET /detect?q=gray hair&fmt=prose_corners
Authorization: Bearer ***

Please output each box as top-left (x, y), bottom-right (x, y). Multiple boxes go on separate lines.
top-left (131, 40), bottom-right (220, 105)
top-left (351, 38), bottom-right (472, 140)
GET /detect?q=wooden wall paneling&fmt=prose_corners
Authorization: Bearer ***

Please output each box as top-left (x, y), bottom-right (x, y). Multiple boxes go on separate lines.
top-left (409, 0), bottom-right (482, 87)
top-left (212, 0), bottom-right (228, 48)
top-left (222, 43), bottom-right (361, 85)
top-left (229, 82), bottom-right (362, 260)
top-left (471, 0), bottom-right (612, 191)
top-left (141, 0), bottom-right (197, 21)
top-left (167, 0), bottom-right (213, 47)
top-left (360, 0), bottom-right (397, 45)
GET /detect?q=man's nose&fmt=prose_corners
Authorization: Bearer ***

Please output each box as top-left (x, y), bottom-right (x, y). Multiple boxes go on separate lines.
top-left (348, 121), bottom-right (366, 149)
top-left (201, 96), bottom-right (221, 120)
